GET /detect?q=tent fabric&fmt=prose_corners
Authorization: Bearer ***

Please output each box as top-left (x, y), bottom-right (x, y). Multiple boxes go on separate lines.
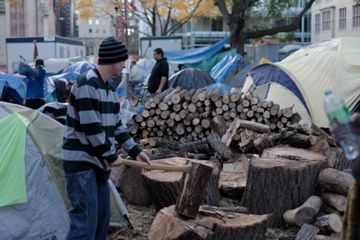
top-left (243, 37), bottom-right (360, 127)
top-left (210, 54), bottom-right (248, 83)
top-left (0, 113), bottom-right (29, 207)
top-left (185, 49), bottom-right (236, 73)
top-left (205, 83), bottom-right (232, 96)
top-left (0, 102), bottom-right (128, 239)
top-left (0, 74), bottom-right (26, 98)
top-left (169, 68), bottom-right (215, 89)
top-left (164, 37), bottom-right (229, 64)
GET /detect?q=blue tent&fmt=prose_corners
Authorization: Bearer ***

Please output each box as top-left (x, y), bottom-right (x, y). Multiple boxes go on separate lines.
top-left (248, 64), bottom-right (309, 113)
top-left (0, 74), bottom-right (26, 99)
top-left (164, 37), bottom-right (229, 64)
top-left (210, 54), bottom-right (248, 83)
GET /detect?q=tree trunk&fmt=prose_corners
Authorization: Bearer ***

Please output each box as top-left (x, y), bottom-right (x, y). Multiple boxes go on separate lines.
top-left (241, 154), bottom-right (328, 227)
top-left (317, 168), bottom-right (354, 196)
top-left (141, 158), bottom-right (220, 211)
top-left (148, 205), bottom-right (271, 240)
top-left (118, 167), bottom-right (152, 206)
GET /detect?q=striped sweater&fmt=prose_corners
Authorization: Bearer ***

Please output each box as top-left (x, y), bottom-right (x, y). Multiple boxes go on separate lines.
top-left (61, 69), bottom-right (141, 170)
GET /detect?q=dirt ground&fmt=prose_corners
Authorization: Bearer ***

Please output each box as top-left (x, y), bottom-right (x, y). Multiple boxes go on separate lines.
top-left (108, 195), bottom-right (299, 240)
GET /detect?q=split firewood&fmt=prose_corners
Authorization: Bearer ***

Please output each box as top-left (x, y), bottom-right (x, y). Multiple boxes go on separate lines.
top-left (295, 224), bottom-right (319, 240)
top-left (313, 214), bottom-right (343, 235)
top-left (320, 192), bottom-right (347, 213)
top-left (283, 196), bottom-right (323, 226)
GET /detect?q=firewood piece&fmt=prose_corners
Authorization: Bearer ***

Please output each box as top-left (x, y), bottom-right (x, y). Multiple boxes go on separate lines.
top-left (222, 94), bottom-right (230, 104)
top-left (270, 104), bottom-right (280, 116)
top-left (158, 101), bottom-right (169, 111)
top-left (176, 124), bottom-right (185, 135)
top-left (191, 88), bottom-right (205, 103)
top-left (207, 131), bottom-right (228, 157)
top-left (222, 118), bottom-right (241, 147)
top-left (148, 205), bottom-right (270, 240)
top-left (315, 234), bottom-right (341, 240)
top-left (283, 196), bottom-right (323, 226)
top-left (314, 214), bottom-right (343, 235)
top-left (176, 161), bottom-right (213, 218)
top-left (318, 168), bottom-right (354, 196)
top-left (219, 171), bottom-right (247, 199)
top-left (283, 106), bottom-right (294, 118)
top-left (201, 119), bottom-right (211, 129)
top-left (238, 120), bottom-right (270, 133)
top-left (241, 154), bottom-right (328, 227)
top-left (142, 110), bottom-right (150, 118)
top-left (142, 158), bottom-right (220, 210)
top-left (295, 224), bottom-right (319, 240)
top-left (147, 119), bottom-right (155, 128)
top-left (188, 103), bottom-right (197, 113)
top-left (134, 114), bottom-right (144, 123)
top-left (153, 87), bottom-right (174, 104)
top-left (321, 192), bottom-right (347, 213)
top-left (140, 137), bottom-right (158, 147)
top-left (285, 133), bottom-right (312, 148)
top-left (163, 87), bottom-right (182, 103)
top-left (230, 92), bottom-right (240, 102)
top-left (184, 89), bottom-right (196, 101)
top-left (243, 99), bottom-right (250, 107)
top-left (171, 89), bottom-right (187, 104)
top-left (251, 96), bottom-right (259, 105)
top-left (210, 116), bottom-right (227, 136)
top-left (197, 89), bottom-right (208, 102)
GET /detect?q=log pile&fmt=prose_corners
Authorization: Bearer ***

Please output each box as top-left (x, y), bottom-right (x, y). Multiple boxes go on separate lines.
top-left (131, 87), bottom-right (301, 143)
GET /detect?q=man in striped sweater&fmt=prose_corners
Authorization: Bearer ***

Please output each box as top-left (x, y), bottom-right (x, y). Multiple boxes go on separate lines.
top-left (61, 37), bottom-right (150, 240)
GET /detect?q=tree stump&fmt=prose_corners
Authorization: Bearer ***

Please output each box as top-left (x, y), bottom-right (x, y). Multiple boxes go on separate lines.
top-left (148, 205), bottom-right (271, 240)
top-left (142, 157), bottom-right (220, 211)
top-left (219, 171), bottom-right (247, 199)
top-left (118, 167), bottom-right (152, 206)
top-left (241, 147), bottom-right (328, 227)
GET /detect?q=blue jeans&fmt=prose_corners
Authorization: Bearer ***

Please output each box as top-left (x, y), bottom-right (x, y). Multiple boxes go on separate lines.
top-left (65, 169), bottom-right (110, 240)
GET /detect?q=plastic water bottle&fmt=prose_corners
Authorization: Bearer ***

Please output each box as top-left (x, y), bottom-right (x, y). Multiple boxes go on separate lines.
top-left (324, 89), bottom-right (360, 160)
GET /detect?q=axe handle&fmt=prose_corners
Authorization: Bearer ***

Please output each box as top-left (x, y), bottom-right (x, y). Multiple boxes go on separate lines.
top-left (122, 159), bottom-right (192, 173)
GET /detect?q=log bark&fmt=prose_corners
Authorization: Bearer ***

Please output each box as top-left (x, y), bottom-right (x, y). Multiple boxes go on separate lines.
top-left (176, 161), bottom-right (214, 219)
top-left (320, 192), bottom-right (347, 213)
top-left (314, 214), bottom-right (343, 235)
top-left (283, 196), bottom-right (323, 226)
top-left (142, 158), bottom-right (220, 210)
top-left (148, 205), bottom-right (270, 240)
top-left (317, 168), bottom-right (354, 196)
top-left (295, 224), bottom-right (319, 240)
top-left (241, 153), bottom-right (328, 227)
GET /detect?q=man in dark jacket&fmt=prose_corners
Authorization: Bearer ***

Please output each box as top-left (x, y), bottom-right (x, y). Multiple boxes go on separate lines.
top-left (148, 48), bottom-right (169, 94)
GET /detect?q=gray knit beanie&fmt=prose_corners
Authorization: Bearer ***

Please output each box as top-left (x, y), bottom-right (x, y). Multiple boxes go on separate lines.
top-left (98, 37), bottom-right (128, 65)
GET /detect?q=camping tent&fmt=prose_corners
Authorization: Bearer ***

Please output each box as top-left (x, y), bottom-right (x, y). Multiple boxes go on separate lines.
top-left (0, 102), bottom-right (128, 239)
top-left (242, 37), bottom-right (360, 128)
top-left (169, 68), bottom-right (215, 89)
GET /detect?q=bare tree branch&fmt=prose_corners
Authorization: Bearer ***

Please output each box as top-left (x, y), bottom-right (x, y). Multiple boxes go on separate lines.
top-left (245, 0), bottom-right (315, 39)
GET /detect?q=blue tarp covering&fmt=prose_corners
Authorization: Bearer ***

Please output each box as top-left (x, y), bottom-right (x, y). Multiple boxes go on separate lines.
top-left (210, 54), bottom-right (248, 83)
top-left (249, 64), bottom-right (309, 112)
top-left (164, 37), bottom-right (229, 64)
top-left (0, 74), bottom-right (26, 98)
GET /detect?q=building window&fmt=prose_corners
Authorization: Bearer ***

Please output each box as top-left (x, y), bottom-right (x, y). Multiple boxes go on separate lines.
top-left (339, 8), bottom-right (346, 30)
top-left (353, 5), bottom-right (360, 28)
top-left (95, 19), bottom-right (99, 25)
top-left (315, 13), bottom-right (321, 33)
top-left (89, 28), bottom-right (92, 33)
top-left (59, 46), bottom-right (64, 58)
top-left (0, 0), bottom-right (5, 13)
top-left (88, 19), bottom-right (93, 25)
top-left (10, 0), bottom-right (25, 36)
top-left (322, 10), bottom-right (331, 31)
top-left (211, 17), bottom-right (223, 31)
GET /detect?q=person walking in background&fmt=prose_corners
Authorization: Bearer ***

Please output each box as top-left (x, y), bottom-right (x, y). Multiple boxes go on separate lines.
top-left (148, 48), bottom-right (169, 94)
top-left (18, 58), bottom-right (46, 109)
top-left (61, 36), bottom-right (150, 240)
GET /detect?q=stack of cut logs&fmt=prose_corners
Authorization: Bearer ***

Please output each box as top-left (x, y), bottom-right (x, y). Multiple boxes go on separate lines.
top-left (131, 87), bottom-right (301, 142)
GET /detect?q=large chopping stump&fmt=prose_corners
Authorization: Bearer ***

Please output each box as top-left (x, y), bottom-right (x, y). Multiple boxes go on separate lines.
top-left (148, 205), bottom-right (271, 240)
top-left (241, 147), bottom-right (328, 227)
top-left (142, 157), bottom-right (220, 210)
